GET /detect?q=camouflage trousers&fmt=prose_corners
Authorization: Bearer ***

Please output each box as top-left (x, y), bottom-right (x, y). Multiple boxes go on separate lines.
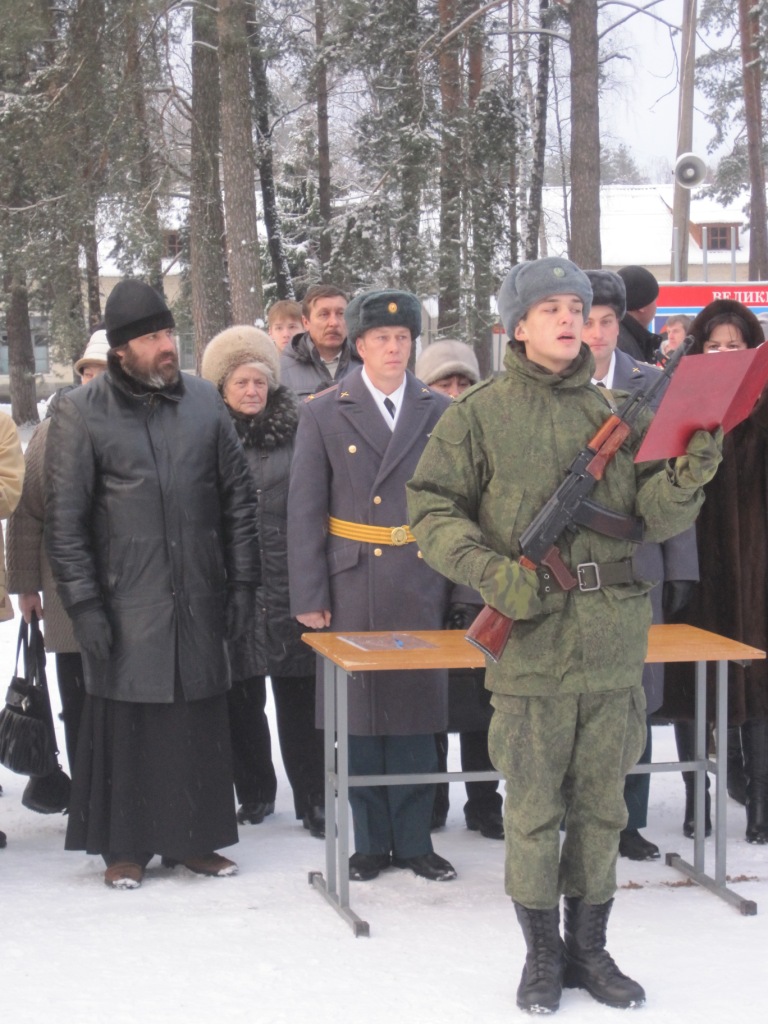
top-left (488, 685), bottom-right (647, 909)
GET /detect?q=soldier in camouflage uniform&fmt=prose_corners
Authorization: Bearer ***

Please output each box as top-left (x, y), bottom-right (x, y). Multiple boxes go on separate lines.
top-left (406, 257), bottom-right (722, 1014)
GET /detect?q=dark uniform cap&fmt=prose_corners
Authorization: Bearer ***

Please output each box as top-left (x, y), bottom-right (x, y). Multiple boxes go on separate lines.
top-left (104, 279), bottom-right (175, 348)
top-left (584, 269), bottom-right (627, 320)
top-left (617, 265), bottom-right (659, 312)
top-left (345, 289), bottom-right (422, 345)
top-left (497, 257), bottom-right (593, 337)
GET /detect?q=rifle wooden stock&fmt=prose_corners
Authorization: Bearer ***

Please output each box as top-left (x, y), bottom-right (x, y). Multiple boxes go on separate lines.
top-left (465, 603), bottom-right (513, 663)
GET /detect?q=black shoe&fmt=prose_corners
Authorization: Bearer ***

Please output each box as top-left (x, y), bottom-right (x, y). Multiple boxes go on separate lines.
top-left (563, 897), bottom-right (646, 1009)
top-left (682, 789), bottom-right (712, 838)
top-left (465, 807), bottom-right (504, 840)
top-left (392, 851), bottom-right (457, 881)
top-left (349, 852), bottom-right (391, 881)
top-left (0, 830), bottom-right (6, 849)
top-left (302, 804), bottom-right (325, 839)
top-left (236, 800), bottom-right (275, 825)
top-left (619, 828), bottom-right (660, 861)
top-left (513, 902), bottom-right (565, 1013)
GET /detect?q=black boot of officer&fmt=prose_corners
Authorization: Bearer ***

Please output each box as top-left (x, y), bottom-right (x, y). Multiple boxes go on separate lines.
top-left (513, 902), bottom-right (565, 1013)
top-left (743, 717), bottom-right (768, 843)
top-left (562, 896), bottom-right (646, 1009)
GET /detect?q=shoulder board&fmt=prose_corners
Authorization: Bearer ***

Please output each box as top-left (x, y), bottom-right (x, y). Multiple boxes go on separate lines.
top-left (303, 383), bottom-right (340, 403)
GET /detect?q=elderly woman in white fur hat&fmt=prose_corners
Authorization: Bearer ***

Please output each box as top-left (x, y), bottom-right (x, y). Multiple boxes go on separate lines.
top-left (201, 326), bottom-right (325, 839)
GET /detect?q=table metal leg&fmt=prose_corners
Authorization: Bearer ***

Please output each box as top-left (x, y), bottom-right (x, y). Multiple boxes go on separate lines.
top-left (308, 662), bottom-right (370, 936)
top-left (666, 659), bottom-right (757, 915)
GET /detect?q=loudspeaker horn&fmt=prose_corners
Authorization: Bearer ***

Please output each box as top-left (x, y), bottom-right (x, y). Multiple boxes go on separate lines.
top-left (674, 152), bottom-right (707, 188)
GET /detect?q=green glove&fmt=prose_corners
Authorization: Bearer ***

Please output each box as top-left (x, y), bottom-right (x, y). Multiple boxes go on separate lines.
top-left (479, 557), bottom-right (543, 621)
top-left (672, 427), bottom-right (724, 490)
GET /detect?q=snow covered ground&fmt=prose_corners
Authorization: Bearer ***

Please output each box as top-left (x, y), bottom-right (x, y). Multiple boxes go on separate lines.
top-left (1, 414), bottom-right (766, 1024)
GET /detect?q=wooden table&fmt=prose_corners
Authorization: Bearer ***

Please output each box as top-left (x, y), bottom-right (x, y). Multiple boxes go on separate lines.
top-left (302, 625), bottom-right (764, 935)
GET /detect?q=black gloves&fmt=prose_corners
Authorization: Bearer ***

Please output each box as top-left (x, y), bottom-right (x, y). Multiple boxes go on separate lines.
top-left (226, 585), bottom-right (255, 642)
top-left (70, 600), bottom-right (112, 660)
top-left (444, 602), bottom-right (483, 631)
top-left (662, 580), bottom-right (696, 620)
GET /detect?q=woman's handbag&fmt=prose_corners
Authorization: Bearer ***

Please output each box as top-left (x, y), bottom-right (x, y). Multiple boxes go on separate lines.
top-left (0, 614), bottom-right (59, 777)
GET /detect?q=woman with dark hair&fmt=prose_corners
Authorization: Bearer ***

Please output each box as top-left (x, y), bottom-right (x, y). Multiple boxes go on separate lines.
top-left (661, 298), bottom-right (768, 844)
top-left (201, 326), bottom-right (325, 838)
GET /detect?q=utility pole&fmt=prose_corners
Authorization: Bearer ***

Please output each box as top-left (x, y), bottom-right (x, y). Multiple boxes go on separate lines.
top-left (670, 0), bottom-right (697, 281)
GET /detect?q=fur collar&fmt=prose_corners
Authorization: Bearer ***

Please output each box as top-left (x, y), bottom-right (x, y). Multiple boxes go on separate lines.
top-left (228, 385), bottom-right (299, 450)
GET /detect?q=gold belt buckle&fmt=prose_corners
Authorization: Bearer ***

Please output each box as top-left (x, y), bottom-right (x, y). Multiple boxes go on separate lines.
top-left (390, 526), bottom-right (409, 546)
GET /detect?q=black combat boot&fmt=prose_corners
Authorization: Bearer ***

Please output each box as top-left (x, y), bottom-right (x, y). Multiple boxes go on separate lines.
top-left (513, 902), bottom-right (565, 1014)
top-left (742, 718), bottom-right (768, 844)
top-left (563, 897), bottom-right (646, 1009)
top-left (727, 726), bottom-right (747, 805)
top-left (674, 721), bottom-right (711, 837)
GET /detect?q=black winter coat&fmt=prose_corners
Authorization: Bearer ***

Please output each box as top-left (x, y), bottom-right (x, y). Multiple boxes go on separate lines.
top-left (226, 386), bottom-right (315, 680)
top-left (44, 364), bottom-right (260, 703)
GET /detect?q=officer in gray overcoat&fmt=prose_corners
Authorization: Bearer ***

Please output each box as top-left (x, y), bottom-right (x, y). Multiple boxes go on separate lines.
top-left (584, 270), bottom-right (700, 861)
top-left (287, 289), bottom-right (461, 884)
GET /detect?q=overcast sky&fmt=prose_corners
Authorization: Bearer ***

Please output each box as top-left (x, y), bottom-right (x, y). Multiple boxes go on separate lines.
top-left (598, 1), bottom-right (732, 180)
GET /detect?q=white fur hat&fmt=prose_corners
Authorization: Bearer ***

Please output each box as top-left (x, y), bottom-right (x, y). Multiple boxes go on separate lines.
top-left (74, 329), bottom-right (110, 375)
top-left (201, 325), bottom-right (280, 390)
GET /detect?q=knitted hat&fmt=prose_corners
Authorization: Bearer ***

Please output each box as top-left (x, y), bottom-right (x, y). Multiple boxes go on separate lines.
top-left (345, 289), bottom-right (422, 345)
top-left (201, 325), bottom-right (280, 391)
top-left (415, 340), bottom-right (480, 386)
top-left (617, 266), bottom-right (659, 312)
top-left (74, 328), bottom-right (110, 374)
top-left (497, 257), bottom-right (592, 337)
top-left (584, 270), bottom-right (627, 320)
top-left (104, 279), bottom-right (175, 347)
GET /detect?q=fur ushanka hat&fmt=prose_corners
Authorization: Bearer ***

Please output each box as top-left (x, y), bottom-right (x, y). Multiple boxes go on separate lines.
top-left (344, 289), bottom-right (422, 345)
top-left (584, 270), bottom-right (627, 321)
top-left (201, 325), bottom-right (281, 391)
top-left (497, 257), bottom-right (593, 337)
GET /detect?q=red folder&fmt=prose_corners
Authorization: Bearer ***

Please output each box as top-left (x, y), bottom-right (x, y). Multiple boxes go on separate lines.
top-left (635, 345), bottom-right (768, 462)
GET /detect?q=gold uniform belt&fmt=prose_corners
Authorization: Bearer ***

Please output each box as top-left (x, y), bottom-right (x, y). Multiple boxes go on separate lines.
top-left (328, 516), bottom-right (415, 546)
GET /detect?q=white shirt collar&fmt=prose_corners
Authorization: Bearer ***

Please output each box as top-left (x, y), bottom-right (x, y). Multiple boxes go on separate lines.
top-left (591, 349), bottom-right (616, 389)
top-left (361, 369), bottom-right (407, 431)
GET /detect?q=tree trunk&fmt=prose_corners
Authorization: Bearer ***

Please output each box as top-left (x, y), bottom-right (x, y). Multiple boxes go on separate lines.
top-left (738, 0), bottom-right (768, 279)
top-left (4, 267), bottom-right (39, 426)
top-left (124, 4), bottom-right (164, 292)
top-left (314, 0), bottom-right (332, 277)
top-left (437, 0), bottom-right (462, 334)
top-left (190, 0), bottom-right (230, 366)
top-left (217, 0), bottom-right (264, 324)
top-left (568, 0), bottom-right (601, 267)
top-left (248, 13), bottom-right (295, 300)
top-left (467, 17), bottom-right (493, 375)
top-left (525, 0), bottom-right (550, 260)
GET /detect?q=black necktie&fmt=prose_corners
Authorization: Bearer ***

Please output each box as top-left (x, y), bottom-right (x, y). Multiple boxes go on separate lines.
top-left (596, 381), bottom-right (607, 388)
top-left (383, 397), bottom-right (396, 419)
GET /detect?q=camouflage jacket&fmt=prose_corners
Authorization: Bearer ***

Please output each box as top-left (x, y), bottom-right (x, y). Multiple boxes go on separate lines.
top-left (406, 343), bottom-right (705, 698)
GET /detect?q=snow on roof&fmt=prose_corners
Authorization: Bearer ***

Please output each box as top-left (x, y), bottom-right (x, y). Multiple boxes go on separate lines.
top-left (541, 184), bottom-right (749, 268)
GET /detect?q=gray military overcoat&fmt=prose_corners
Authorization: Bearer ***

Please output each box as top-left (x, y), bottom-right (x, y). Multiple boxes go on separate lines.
top-left (287, 368), bottom-right (462, 736)
top-left (611, 349), bottom-right (699, 713)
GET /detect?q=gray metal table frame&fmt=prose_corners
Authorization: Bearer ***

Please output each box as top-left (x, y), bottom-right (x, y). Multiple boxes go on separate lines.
top-left (305, 629), bottom-right (760, 936)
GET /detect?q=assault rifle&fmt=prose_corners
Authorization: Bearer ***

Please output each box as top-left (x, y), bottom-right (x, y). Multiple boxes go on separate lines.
top-left (465, 337), bottom-right (692, 662)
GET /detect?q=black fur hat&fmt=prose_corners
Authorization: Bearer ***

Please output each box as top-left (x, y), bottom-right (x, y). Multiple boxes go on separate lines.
top-left (585, 270), bottom-right (627, 320)
top-left (345, 289), bottom-right (422, 345)
top-left (104, 279), bottom-right (175, 347)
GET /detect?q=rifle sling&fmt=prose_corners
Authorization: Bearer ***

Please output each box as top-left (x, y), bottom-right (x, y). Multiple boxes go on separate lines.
top-left (570, 498), bottom-right (644, 542)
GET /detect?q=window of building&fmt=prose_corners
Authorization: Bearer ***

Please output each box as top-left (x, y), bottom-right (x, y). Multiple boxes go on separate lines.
top-left (704, 225), bottom-right (738, 251)
top-left (0, 317), bottom-right (50, 375)
top-left (163, 231), bottom-right (183, 260)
